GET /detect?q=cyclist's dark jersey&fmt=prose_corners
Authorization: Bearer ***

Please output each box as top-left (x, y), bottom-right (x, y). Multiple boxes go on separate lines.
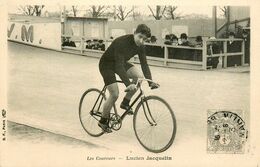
top-left (99, 34), bottom-right (152, 86)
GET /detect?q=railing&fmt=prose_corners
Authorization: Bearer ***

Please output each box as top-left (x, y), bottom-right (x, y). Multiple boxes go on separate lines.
top-left (60, 35), bottom-right (246, 70)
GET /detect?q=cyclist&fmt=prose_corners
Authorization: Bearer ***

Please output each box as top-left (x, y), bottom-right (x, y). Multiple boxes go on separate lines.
top-left (98, 24), bottom-right (158, 133)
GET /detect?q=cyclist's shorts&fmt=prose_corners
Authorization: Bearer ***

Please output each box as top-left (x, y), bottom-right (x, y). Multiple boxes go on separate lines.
top-left (99, 62), bottom-right (134, 86)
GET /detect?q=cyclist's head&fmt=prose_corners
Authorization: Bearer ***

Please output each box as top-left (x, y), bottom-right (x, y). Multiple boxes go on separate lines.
top-left (134, 24), bottom-right (151, 46)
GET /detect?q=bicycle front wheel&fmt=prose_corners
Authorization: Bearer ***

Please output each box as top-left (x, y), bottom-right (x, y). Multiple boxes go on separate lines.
top-left (133, 96), bottom-right (177, 153)
top-left (79, 88), bottom-right (105, 137)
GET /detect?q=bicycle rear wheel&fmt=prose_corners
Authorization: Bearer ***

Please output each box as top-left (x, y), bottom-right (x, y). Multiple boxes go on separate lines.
top-left (79, 88), bottom-right (105, 137)
top-left (133, 96), bottom-right (177, 153)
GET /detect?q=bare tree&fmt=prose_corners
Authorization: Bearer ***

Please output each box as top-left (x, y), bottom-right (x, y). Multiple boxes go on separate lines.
top-left (71, 6), bottom-right (78, 17)
top-left (164, 6), bottom-right (181, 20)
top-left (18, 5), bottom-right (35, 15)
top-left (116, 6), bottom-right (133, 21)
top-left (34, 5), bottom-right (45, 16)
top-left (219, 6), bottom-right (228, 18)
top-left (148, 5), bottom-right (166, 20)
top-left (88, 5), bottom-right (108, 18)
top-left (18, 5), bottom-right (45, 16)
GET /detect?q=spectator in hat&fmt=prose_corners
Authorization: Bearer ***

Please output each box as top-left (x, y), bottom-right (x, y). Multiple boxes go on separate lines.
top-left (62, 37), bottom-right (71, 47)
top-left (179, 33), bottom-right (193, 47)
top-left (150, 36), bottom-right (157, 44)
top-left (164, 34), bottom-right (172, 45)
top-left (62, 37), bottom-right (76, 47)
top-left (193, 36), bottom-right (203, 61)
top-left (69, 40), bottom-right (76, 47)
top-left (179, 33), bottom-right (193, 60)
top-left (85, 40), bottom-right (92, 49)
top-left (195, 35), bottom-right (203, 47)
top-left (227, 31), bottom-right (241, 67)
top-left (98, 40), bottom-right (106, 51)
top-left (92, 39), bottom-right (99, 50)
top-left (207, 37), bottom-right (221, 68)
top-left (171, 34), bottom-right (179, 46)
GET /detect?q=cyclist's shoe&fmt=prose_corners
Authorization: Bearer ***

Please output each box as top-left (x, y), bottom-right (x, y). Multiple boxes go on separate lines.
top-left (98, 121), bottom-right (112, 133)
top-left (120, 103), bottom-right (134, 115)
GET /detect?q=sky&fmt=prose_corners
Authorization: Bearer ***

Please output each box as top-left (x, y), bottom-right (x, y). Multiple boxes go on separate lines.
top-left (8, 5), bottom-right (215, 18)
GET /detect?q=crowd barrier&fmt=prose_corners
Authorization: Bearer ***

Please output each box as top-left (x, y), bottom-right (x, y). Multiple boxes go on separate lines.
top-left (61, 35), bottom-right (246, 70)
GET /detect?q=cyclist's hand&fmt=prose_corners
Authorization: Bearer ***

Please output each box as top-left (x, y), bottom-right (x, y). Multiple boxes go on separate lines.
top-left (125, 84), bottom-right (137, 92)
top-left (149, 82), bottom-right (160, 90)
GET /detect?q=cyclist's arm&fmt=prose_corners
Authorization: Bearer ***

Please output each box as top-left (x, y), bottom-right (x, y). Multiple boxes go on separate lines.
top-left (114, 48), bottom-right (131, 87)
top-left (138, 46), bottom-right (152, 81)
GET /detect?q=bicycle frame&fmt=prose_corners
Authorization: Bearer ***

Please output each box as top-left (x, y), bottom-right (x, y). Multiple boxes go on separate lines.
top-left (90, 79), bottom-right (157, 125)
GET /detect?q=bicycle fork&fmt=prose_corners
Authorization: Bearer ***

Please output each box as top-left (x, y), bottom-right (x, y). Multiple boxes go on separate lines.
top-left (141, 96), bottom-right (157, 126)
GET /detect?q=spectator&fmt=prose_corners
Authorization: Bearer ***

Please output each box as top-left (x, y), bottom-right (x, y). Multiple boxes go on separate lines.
top-left (179, 33), bottom-right (193, 60)
top-left (62, 37), bottom-right (76, 47)
top-left (195, 36), bottom-right (203, 47)
top-left (92, 39), bottom-right (99, 50)
top-left (164, 35), bottom-right (172, 45)
top-left (171, 34), bottom-right (178, 46)
top-left (62, 37), bottom-right (71, 47)
top-left (241, 29), bottom-right (250, 64)
top-left (98, 40), bottom-right (105, 51)
top-left (69, 40), bottom-right (76, 47)
top-left (227, 31), bottom-right (241, 67)
top-left (207, 37), bottom-right (221, 68)
top-left (150, 36), bottom-right (157, 44)
top-left (179, 33), bottom-right (193, 47)
top-left (85, 40), bottom-right (92, 49)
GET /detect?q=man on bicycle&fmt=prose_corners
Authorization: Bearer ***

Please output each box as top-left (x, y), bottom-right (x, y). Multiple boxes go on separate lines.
top-left (98, 24), bottom-right (158, 133)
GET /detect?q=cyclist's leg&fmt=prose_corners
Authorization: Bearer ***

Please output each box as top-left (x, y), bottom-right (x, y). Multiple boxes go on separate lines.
top-left (102, 83), bottom-right (119, 119)
top-left (122, 63), bottom-right (143, 106)
top-left (99, 67), bottom-right (119, 132)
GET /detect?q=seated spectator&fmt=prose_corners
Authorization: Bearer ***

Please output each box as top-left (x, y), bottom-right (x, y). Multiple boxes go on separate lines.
top-left (171, 34), bottom-right (178, 46)
top-left (150, 36), bottom-right (157, 44)
top-left (92, 39), bottom-right (99, 50)
top-left (164, 35), bottom-right (172, 45)
top-left (98, 40), bottom-right (105, 51)
top-left (227, 32), bottom-right (242, 67)
top-left (195, 36), bottom-right (203, 47)
top-left (179, 33), bottom-right (194, 47)
top-left (85, 40), bottom-right (92, 49)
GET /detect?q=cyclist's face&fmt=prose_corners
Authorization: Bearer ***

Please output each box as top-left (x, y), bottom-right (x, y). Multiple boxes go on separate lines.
top-left (134, 33), bottom-right (148, 46)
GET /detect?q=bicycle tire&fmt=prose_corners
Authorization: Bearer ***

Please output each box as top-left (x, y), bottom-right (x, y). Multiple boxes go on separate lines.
top-left (133, 95), bottom-right (177, 153)
top-left (79, 88), bottom-right (106, 137)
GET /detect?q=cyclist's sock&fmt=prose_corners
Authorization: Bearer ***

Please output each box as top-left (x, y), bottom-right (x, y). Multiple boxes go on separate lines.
top-left (122, 97), bottom-right (130, 106)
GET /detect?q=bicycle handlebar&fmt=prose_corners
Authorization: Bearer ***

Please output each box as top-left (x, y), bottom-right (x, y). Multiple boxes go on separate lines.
top-left (124, 78), bottom-right (160, 92)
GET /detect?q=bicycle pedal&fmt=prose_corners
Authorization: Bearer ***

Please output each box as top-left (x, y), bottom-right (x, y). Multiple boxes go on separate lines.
top-left (98, 122), bottom-right (112, 133)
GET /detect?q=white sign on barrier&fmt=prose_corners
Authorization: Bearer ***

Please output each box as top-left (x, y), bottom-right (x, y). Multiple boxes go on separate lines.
top-left (7, 21), bottom-right (61, 50)
top-left (172, 25), bottom-right (189, 38)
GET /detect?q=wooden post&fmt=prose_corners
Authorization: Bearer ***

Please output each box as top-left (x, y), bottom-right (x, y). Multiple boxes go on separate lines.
top-left (164, 45), bottom-right (168, 67)
top-left (241, 40), bottom-right (245, 66)
top-left (212, 6), bottom-right (217, 37)
top-left (81, 37), bottom-right (84, 54)
top-left (223, 41), bottom-right (227, 68)
top-left (202, 37), bottom-right (207, 70)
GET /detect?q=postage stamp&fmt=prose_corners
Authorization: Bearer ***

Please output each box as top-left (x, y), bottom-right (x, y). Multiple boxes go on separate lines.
top-left (207, 110), bottom-right (248, 154)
